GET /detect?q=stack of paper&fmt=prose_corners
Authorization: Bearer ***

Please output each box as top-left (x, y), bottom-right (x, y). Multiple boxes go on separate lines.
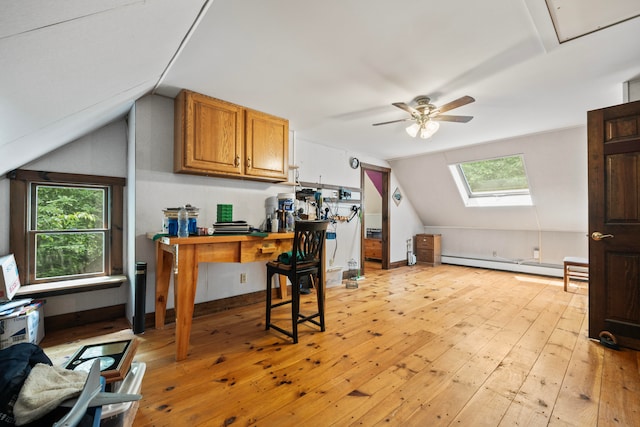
top-left (0, 298), bottom-right (38, 320)
top-left (213, 221), bottom-right (250, 234)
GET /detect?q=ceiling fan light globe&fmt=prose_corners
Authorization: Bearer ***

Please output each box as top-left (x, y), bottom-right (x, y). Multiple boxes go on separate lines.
top-left (405, 123), bottom-right (420, 137)
top-left (420, 121), bottom-right (440, 139)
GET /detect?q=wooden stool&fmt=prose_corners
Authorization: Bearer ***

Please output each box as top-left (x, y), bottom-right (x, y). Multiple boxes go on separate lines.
top-left (563, 257), bottom-right (589, 292)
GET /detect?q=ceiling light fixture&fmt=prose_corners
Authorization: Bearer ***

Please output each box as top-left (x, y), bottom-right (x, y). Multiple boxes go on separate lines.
top-left (405, 119), bottom-right (439, 139)
top-left (405, 123), bottom-right (420, 138)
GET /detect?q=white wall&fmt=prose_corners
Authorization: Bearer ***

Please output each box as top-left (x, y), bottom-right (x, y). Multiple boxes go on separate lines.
top-left (391, 126), bottom-right (588, 267)
top-left (133, 94), bottom-right (425, 312)
top-left (0, 120), bottom-right (131, 316)
top-left (294, 138), bottom-right (424, 268)
top-left (364, 171), bottom-right (382, 229)
top-left (1, 94), bottom-right (584, 319)
top-left (133, 94), bottom-right (421, 312)
top-left (134, 94), bottom-right (295, 311)
top-left (0, 92), bottom-right (423, 320)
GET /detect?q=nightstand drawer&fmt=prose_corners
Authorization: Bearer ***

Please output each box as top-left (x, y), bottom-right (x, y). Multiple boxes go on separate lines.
top-left (414, 234), bottom-right (441, 266)
top-left (416, 237), bottom-right (434, 250)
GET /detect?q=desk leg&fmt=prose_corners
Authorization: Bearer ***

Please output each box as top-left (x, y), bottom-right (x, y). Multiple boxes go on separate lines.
top-left (174, 244), bottom-right (198, 361)
top-left (278, 274), bottom-right (288, 299)
top-left (155, 242), bottom-right (172, 329)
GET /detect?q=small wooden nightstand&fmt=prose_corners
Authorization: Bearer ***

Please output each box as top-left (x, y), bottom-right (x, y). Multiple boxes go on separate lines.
top-left (415, 234), bottom-right (441, 266)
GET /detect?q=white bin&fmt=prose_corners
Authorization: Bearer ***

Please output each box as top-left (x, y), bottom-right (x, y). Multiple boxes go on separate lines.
top-left (100, 362), bottom-right (146, 427)
top-left (326, 266), bottom-right (343, 287)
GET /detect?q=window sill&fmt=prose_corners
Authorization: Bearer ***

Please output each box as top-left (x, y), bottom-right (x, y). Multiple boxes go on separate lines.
top-left (15, 275), bottom-right (128, 298)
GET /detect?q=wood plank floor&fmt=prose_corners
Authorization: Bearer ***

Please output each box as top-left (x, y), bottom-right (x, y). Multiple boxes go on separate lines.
top-left (40, 264), bottom-right (640, 426)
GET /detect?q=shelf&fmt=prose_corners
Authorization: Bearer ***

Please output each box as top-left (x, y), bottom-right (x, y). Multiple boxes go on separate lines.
top-left (323, 197), bottom-right (361, 204)
top-left (298, 181), bottom-right (361, 193)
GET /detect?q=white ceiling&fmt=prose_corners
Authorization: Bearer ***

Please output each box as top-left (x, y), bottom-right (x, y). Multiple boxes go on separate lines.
top-left (1, 0), bottom-right (640, 175)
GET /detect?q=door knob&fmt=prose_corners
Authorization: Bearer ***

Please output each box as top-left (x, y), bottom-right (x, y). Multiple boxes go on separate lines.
top-left (591, 231), bottom-right (614, 241)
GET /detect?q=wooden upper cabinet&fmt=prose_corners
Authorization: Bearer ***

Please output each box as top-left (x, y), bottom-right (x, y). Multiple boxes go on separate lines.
top-left (174, 89), bottom-right (288, 182)
top-left (245, 109), bottom-right (288, 180)
top-left (175, 90), bottom-right (243, 176)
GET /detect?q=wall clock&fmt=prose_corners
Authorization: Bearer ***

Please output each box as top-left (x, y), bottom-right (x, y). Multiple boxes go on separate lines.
top-left (350, 157), bottom-right (360, 169)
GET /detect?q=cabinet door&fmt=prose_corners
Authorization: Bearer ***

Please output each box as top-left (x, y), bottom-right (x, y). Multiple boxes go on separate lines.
top-left (175, 91), bottom-right (243, 175)
top-left (245, 109), bottom-right (288, 180)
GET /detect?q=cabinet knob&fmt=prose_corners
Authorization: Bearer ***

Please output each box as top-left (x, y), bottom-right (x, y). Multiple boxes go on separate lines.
top-left (234, 156), bottom-right (240, 167)
top-left (246, 157), bottom-right (252, 168)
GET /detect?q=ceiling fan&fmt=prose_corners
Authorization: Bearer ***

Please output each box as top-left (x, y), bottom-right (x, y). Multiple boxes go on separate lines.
top-left (373, 95), bottom-right (475, 139)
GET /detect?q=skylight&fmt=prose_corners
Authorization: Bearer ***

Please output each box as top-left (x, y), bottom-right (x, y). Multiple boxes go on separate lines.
top-left (449, 155), bottom-right (533, 207)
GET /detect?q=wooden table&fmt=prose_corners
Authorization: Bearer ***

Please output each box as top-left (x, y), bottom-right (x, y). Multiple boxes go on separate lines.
top-left (151, 232), bottom-right (294, 361)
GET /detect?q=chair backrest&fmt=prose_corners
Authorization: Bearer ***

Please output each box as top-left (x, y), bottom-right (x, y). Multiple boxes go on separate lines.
top-left (292, 220), bottom-right (329, 268)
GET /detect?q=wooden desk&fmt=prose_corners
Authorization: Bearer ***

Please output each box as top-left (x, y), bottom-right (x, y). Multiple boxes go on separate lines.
top-left (151, 232), bottom-right (293, 361)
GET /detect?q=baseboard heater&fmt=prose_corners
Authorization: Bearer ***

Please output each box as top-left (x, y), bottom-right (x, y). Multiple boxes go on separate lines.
top-left (441, 255), bottom-right (563, 278)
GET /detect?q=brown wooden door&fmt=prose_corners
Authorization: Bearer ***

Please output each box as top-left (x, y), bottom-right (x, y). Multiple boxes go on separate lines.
top-left (588, 99), bottom-right (640, 350)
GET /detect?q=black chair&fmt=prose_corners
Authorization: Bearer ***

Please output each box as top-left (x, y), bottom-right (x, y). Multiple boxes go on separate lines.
top-left (265, 220), bottom-right (329, 343)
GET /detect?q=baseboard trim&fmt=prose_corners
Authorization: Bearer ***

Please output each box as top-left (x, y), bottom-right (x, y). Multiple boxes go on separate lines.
top-left (46, 304), bottom-right (127, 332)
top-left (149, 289), bottom-right (276, 329)
top-left (441, 255), bottom-right (563, 277)
top-left (389, 260), bottom-right (407, 269)
top-left (45, 259), bottom-right (563, 332)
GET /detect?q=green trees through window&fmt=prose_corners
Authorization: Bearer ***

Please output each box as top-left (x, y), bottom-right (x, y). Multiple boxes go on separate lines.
top-left (34, 185), bottom-right (107, 279)
top-left (448, 155), bottom-right (532, 207)
top-left (459, 155), bottom-right (529, 195)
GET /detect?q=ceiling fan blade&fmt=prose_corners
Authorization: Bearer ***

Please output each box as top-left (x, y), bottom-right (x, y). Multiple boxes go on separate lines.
top-left (392, 102), bottom-right (419, 116)
top-left (372, 118), bottom-right (412, 126)
top-left (432, 115), bottom-right (473, 123)
top-left (436, 96), bottom-right (475, 114)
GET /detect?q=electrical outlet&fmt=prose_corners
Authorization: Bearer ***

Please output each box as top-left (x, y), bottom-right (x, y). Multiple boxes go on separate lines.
top-left (492, 251), bottom-right (497, 257)
top-left (533, 248), bottom-right (540, 259)
top-left (240, 273), bottom-right (247, 284)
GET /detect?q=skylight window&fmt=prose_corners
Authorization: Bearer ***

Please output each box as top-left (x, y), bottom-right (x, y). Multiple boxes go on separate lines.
top-left (449, 155), bottom-right (533, 207)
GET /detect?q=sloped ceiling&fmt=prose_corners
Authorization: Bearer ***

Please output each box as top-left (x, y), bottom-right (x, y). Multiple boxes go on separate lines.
top-left (0, 0), bottom-right (207, 175)
top-left (1, 0), bottom-right (640, 176)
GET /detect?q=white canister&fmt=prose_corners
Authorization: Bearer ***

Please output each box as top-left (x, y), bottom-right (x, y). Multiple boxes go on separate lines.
top-left (265, 196), bottom-right (278, 217)
top-left (278, 193), bottom-right (295, 212)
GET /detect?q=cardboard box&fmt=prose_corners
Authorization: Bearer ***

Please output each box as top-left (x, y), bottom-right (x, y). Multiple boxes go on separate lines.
top-left (0, 254), bottom-right (21, 301)
top-left (0, 303), bottom-right (45, 349)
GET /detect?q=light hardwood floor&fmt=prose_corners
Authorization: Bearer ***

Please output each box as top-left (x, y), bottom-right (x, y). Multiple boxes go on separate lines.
top-left (40, 264), bottom-right (640, 426)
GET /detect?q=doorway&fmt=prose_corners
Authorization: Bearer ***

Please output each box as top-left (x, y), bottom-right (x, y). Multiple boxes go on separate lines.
top-left (360, 163), bottom-right (390, 275)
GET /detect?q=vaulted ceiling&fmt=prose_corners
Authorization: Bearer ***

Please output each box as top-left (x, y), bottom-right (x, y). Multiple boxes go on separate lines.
top-left (2, 0), bottom-right (640, 176)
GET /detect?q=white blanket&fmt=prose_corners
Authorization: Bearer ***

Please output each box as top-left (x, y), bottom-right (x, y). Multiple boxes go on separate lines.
top-left (13, 363), bottom-right (88, 426)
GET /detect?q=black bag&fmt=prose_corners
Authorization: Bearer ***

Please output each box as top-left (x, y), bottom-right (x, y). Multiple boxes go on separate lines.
top-left (0, 343), bottom-right (52, 427)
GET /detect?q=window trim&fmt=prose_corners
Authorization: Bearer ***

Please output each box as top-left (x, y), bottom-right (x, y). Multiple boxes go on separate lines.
top-left (448, 155), bottom-right (533, 207)
top-left (8, 169), bottom-right (126, 292)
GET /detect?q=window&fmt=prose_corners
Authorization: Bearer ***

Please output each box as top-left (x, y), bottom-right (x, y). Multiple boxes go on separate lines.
top-left (9, 169), bottom-right (126, 293)
top-left (448, 155), bottom-right (533, 207)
